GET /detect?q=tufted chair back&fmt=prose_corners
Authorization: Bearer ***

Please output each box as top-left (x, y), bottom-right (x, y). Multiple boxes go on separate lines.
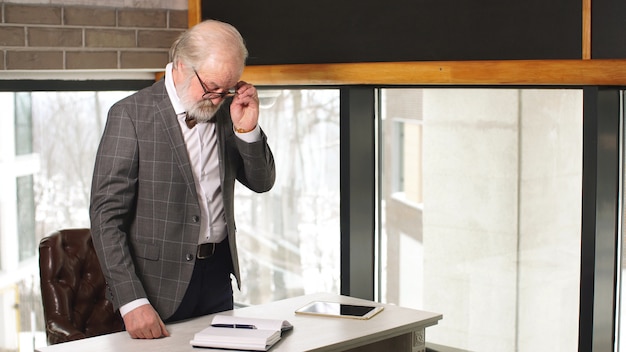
top-left (39, 228), bottom-right (124, 344)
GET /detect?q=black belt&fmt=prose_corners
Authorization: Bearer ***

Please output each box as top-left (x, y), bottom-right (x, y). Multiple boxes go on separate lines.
top-left (197, 241), bottom-right (222, 260)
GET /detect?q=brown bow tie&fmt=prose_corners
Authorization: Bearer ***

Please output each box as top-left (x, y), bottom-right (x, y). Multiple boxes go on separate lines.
top-left (184, 114), bottom-right (215, 129)
top-left (185, 114), bottom-right (197, 129)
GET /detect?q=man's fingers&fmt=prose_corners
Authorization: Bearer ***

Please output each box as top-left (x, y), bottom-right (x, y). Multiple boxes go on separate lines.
top-left (123, 304), bottom-right (169, 339)
top-left (160, 320), bottom-right (171, 337)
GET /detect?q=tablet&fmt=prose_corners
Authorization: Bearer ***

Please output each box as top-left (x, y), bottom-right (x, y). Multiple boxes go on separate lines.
top-left (295, 301), bottom-right (384, 320)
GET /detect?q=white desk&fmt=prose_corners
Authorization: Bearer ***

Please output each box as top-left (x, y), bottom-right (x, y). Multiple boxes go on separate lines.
top-left (36, 293), bottom-right (441, 352)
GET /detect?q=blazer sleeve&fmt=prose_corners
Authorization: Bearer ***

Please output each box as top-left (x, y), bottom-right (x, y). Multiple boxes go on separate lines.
top-left (89, 102), bottom-right (147, 310)
top-left (234, 128), bottom-right (276, 193)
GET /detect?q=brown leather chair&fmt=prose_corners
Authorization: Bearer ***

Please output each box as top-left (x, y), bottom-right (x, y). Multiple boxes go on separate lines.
top-left (39, 228), bottom-right (124, 344)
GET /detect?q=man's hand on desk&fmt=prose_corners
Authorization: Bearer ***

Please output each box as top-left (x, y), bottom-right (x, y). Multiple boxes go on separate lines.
top-left (123, 304), bottom-right (170, 339)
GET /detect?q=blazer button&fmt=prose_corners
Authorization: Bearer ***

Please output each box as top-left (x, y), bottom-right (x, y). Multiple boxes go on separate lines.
top-left (186, 253), bottom-right (194, 261)
top-left (192, 215), bottom-right (200, 223)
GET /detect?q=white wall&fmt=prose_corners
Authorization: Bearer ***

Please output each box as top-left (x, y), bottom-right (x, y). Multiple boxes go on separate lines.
top-left (421, 89), bottom-right (582, 351)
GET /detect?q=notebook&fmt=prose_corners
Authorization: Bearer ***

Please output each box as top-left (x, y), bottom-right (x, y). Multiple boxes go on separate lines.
top-left (190, 315), bottom-right (293, 351)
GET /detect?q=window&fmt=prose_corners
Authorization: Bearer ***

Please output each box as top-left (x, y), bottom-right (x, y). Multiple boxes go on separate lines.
top-left (14, 93), bottom-right (36, 262)
top-left (17, 175), bottom-right (36, 262)
top-left (32, 91), bottom-right (135, 234)
top-left (0, 84), bottom-right (599, 351)
top-left (1, 90), bottom-right (137, 351)
top-left (390, 119), bottom-right (424, 205)
top-left (0, 87), bottom-right (340, 350)
top-left (234, 89), bottom-right (341, 305)
top-left (379, 88), bottom-right (583, 351)
top-left (15, 92), bottom-right (33, 156)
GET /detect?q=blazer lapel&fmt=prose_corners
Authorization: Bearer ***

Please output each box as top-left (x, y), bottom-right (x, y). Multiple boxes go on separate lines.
top-left (154, 94), bottom-right (198, 197)
top-left (213, 105), bottom-right (230, 185)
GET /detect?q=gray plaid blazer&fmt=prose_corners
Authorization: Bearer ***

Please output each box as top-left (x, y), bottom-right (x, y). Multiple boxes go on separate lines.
top-left (89, 79), bottom-right (275, 320)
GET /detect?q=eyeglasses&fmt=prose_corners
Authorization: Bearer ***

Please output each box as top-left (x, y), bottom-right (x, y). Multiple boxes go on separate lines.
top-left (193, 68), bottom-right (236, 100)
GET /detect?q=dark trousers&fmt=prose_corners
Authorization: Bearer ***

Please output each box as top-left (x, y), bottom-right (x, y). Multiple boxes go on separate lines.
top-left (165, 241), bottom-right (234, 323)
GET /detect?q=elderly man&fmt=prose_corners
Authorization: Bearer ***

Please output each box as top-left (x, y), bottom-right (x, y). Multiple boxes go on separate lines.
top-left (90, 20), bottom-right (276, 339)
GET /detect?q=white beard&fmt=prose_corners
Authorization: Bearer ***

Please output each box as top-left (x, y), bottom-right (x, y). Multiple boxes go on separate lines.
top-left (178, 78), bottom-right (223, 122)
top-left (185, 99), bottom-right (221, 123)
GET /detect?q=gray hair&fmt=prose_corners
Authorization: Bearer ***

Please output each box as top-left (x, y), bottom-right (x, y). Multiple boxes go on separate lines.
top-left (170, 19), bottom-right (248, 70)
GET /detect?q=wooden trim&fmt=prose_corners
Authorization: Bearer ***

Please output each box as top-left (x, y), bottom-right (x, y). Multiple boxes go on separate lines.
top-left (188, 0), bottom-right (202, 27)
top-left (583, 0), bottom-right (591, 59)
top-left (241, 59), bottom-right (626, 86)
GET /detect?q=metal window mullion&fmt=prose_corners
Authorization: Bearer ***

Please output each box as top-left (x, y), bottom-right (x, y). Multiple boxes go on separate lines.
top-left (340, 86), bottom-right (376, 300)
top-left (580, 87), bottom-right (621, 352)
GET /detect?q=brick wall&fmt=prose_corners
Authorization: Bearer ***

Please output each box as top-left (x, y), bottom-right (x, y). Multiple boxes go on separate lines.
top-left (0, 1), bottom-right (188, 71)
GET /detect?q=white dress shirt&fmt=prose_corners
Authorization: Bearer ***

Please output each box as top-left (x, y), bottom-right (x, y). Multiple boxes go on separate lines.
top-left (119, 62), bottom-right (261, 318)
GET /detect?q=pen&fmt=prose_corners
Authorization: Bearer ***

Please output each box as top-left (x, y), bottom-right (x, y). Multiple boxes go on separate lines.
top-left (211, 324), bottom-right (257, 329)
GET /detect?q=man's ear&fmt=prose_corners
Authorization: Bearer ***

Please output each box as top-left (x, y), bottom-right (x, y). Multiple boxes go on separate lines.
top-left (171, 61), bottom-right (187, 86)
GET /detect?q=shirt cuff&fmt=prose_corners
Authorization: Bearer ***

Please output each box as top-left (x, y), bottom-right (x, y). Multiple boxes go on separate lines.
top-left (234, 124), bottom-right (261, 143)
top-left (119, 298), bottom-right (151, 317)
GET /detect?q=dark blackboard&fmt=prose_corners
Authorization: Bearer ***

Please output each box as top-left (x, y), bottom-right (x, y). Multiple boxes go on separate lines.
top-left (592, 0), bottom-right (626, 58)
top-left (203, 0), bottom-right (582, 65)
